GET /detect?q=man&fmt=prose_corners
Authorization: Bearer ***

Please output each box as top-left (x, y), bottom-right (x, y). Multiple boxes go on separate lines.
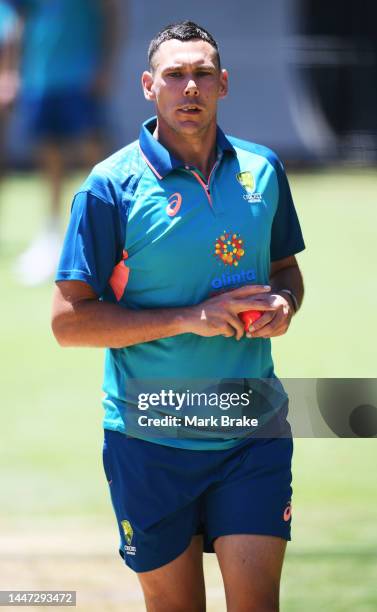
top-left (0, 1), bottom-right (18, 183)
top-left (12, 0), bottom-right (119, 285)
top-left (52, 21), bottom-right (304, 612)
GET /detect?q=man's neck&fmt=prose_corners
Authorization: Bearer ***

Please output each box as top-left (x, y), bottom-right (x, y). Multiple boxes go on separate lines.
top-left (153, 118), bottom-right (218, 180)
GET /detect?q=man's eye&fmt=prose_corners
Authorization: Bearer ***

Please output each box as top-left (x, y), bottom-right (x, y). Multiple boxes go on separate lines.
top-left (168, 72), bottom-right (182, 78)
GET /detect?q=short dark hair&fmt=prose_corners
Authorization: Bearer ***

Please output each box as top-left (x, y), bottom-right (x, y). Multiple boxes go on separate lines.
top-left (148, 21), bottom-right (221, 70)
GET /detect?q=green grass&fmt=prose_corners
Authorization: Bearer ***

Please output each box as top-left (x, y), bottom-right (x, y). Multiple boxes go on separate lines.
top-left (274, 169), bottom-right (377, 377)
top-left (1, 170), bottom-right (377, 610)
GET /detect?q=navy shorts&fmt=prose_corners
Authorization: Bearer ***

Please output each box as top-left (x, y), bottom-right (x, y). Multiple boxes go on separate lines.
top-left (23, 89), bottom-right (104, 141)
top-left (102, 428), bottom-right (293, 573)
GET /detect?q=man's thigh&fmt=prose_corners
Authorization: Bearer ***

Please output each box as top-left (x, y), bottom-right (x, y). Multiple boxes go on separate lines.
top-left (214, 534), bottom-right (287, 612)
top-left (203, 436), bottom-right (293, 551)
top-left (103, 430), bottom-right (206, 572)
top-left (137, 535), bottom-right (205, 612)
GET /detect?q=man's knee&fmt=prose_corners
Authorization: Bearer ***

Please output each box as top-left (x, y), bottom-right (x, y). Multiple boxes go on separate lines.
top-left (227, 591), bottom-right (279, 612)
top-left (141, 590), bottom-right (205, 612)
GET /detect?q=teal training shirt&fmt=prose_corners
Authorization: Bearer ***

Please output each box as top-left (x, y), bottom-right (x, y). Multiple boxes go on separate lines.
top-left (56, 117), bottom-right (305, 449)
top-left (0, 1), bottom-right (17, 43)
top-left (15, 0), bottom-right (103, 94)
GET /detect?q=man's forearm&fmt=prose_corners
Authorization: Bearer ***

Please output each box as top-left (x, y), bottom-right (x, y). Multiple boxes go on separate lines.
top-left (269, 264), bottom-right (304, 313)
top-left (52, 298), bottom-right (192, 348)
top-left (52, 281), bottom-right (273, 348)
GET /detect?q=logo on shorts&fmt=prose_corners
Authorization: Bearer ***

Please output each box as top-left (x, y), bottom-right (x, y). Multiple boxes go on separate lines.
top-left (121, 519), bottom-right (137, 555)
top-left (283, 501), bottom-right (292, 522)
top-left (166, 192), bottom-right (182, 217)
top-left (236, 171), bottom-right (262, 202)
top-left (213, 231), bottom-right (245, 267)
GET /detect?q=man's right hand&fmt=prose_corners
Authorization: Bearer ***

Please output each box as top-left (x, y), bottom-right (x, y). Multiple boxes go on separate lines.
top-left (52, 281), bottom-right (272, 349)
top-left (185, 285), bottom-right (272, 341)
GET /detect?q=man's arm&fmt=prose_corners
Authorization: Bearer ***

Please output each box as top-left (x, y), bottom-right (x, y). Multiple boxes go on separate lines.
top-left (245, 255), bottom-right (304, 338)
top-left (90, 0), bottom-right (122, 96)
top-left (51, 280), bottom-right (273, 347)
top-left (269, 254), bottom-right (304, 312)
top-left (0, 12), bottom-right (22, 110)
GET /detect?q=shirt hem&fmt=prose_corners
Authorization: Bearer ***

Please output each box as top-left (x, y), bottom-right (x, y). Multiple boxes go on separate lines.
top-left (102, 421), bottom-right (246, 451)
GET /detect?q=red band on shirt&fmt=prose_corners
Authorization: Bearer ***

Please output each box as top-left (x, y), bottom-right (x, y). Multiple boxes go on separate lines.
top-left (109, 250), bottom-right (129, 301)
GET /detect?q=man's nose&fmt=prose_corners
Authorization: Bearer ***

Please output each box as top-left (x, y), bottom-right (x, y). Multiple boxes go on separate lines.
top-left (184, 79), bottom-right (199, 96)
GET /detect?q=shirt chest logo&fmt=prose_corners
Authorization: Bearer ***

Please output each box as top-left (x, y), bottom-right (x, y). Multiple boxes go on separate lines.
top-left (166, 192), bottom-right (182, 217)
top-left (211, 230), bottom-right (257, 291)
top-left (214, 231), bottom-right (245, 267)
top-left (236, 171), bottom-right (263, 202)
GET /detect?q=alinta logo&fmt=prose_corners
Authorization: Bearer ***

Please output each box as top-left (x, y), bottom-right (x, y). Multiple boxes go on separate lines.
top-left (214, 231), bottom-right (245, 267)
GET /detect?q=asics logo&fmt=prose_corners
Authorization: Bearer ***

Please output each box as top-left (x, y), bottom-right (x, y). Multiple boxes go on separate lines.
top-left (166, 192), bottom-right (182, 217)
top-left (283, 501), bottom-right (292, 522)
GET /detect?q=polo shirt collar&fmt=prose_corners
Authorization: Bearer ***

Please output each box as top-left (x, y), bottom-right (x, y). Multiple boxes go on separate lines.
top-left (139, 116), bottom-right (236, 180)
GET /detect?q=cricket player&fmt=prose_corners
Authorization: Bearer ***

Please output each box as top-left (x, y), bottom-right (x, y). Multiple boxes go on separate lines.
top-left (52, 21), bottom-right (305, 612)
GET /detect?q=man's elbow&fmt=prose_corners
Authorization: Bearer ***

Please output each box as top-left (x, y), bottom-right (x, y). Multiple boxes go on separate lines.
top-left (51, 313), bottom-right (78, 347)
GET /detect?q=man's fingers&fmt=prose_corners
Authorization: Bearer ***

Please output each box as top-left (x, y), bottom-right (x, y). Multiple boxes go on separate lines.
top-left (222, 322), bottom-right (236, 338)
top-left (251, 324), bottom-right (284, 338)
top-left (250, 309), bottom-right (285, 338)
top-left (221, 316), bottom-right (245, 340)
top-left (227, 314), bottom-right (245, 341)
top-left (248, 311), bottom-right (274, 332)
top-left (236, 291), bottom-right (289, 314)
top-left (226, 284), bottom-right (271, 298)
top-left (236, 298), bottom-right (276, 313)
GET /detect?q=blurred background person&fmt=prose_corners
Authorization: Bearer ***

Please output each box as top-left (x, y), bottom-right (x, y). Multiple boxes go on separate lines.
top-left (11, 0), bottom-right (119, 286)
top-left (0, 1), bottom-right (19, 199)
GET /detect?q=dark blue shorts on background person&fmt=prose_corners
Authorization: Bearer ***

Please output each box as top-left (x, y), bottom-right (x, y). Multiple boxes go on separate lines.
top-left (102, 427), bottom-right (293, 573)
top-left (23, 89), bottom-right (104, 141)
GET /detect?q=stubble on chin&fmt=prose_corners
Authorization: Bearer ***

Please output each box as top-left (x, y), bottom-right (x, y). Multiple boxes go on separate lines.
top-left (168, 111), bottom-right (216, 139)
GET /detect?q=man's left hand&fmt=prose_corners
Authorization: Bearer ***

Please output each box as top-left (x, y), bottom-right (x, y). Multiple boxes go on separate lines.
top-left (245, 292), bottom-right (294, 338)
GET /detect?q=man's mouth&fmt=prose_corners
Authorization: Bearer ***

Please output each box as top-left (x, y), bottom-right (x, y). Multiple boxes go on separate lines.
top-left (178, 105), bottom-right (202, 114)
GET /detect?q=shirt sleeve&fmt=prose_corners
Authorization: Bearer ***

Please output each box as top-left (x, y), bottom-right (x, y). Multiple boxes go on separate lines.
top-left (270, 159), bottom-right (305, 262)
top-left (55, 190), bottom-right (123, 296)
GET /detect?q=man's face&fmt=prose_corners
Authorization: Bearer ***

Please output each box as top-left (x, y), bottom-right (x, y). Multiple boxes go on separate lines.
top-left (142, 39), bottom-right (228, 137)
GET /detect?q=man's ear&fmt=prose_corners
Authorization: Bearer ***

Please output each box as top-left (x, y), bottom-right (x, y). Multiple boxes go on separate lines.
top-left (218, 69), bottom-right (229, 99)
top-left (141, 71), bottom-right (155, 101)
